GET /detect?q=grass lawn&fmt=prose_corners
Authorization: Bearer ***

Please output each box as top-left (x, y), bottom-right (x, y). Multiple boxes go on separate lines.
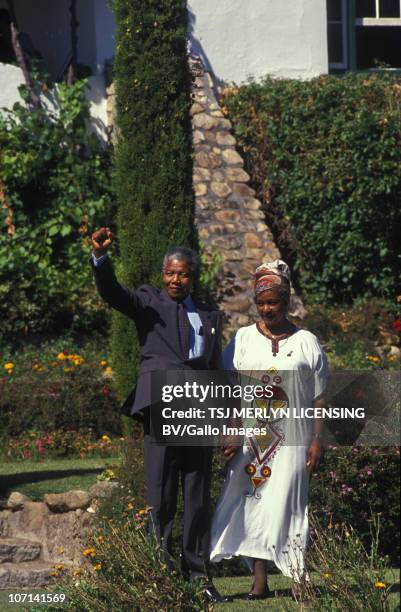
top-left (0, 457), bottom-right (120, 500)
top-left (213, 569), bottom-right (400, 611)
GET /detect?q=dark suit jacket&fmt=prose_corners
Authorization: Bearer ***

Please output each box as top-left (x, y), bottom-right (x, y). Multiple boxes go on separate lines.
top-left (92, 258), bottom-right (223, 416)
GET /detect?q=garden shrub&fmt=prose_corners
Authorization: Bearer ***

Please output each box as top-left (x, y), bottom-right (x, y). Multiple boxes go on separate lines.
top-left (110, 0), bottom-right (194, 399)
top-left (0, 335), bottom-right (121, 442)
top-left (223, 73), bottom-right (401, 304)
top-left (310, 446), bottom-right (400, 565)
top-left (0, 77), bottom-right (113, 341)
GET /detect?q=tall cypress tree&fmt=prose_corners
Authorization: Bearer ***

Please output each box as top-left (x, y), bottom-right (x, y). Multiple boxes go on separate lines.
top-left (111, 0), bottom-right (194, 399)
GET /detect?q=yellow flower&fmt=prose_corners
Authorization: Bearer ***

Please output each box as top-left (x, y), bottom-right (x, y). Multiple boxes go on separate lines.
top-left (58, 546), bottom-right (65, 554)
top-left (388, 354), bottom-right (398, 362)
top-left (32, 363), bottom-right (40, 370)
top-left (97, 535), bottom-right (105, 543)
top-left (104, 366), bottom-right (113, 376)
top-left (49, 571), bottom-right (58, 577)
top-left (64, 367), bottom-right (73, 373)
top-left (101, 434), bottom-right (111, 442)
top-left (138, 509), bottom-right (147, 516)
top-left (375, 581), bottom-right (386, 589)
top-left (83, 547), bottom-right (96, 557)
top-left (29, 432), bottom-right (36, 438)
top-left (55, 564), bottom-right (64, 571)
top-left (127, 502), bottom-right (134, 510)
top-left (57, 352), bottom-right (67, 360)
top-left (367, 355), bottom-right (380, 363)
top-left (93, 563), bottom-right (102, 571)
top-left (73, 568), bottom-right (83, 577)
top-left (69, 355), bottom-right (84, 365)
top-left (100, 360), bottom-right (108, 367)
top-left (4, 362), bottom-right (14, 371)
top-left (323, 573), bottom-right (330, 578)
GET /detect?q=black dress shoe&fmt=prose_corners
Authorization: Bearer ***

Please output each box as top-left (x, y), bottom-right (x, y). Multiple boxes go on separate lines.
top-left (246, 586), bottom-right (272, 600)
top-left (204, 584), bottom-right (233, 603)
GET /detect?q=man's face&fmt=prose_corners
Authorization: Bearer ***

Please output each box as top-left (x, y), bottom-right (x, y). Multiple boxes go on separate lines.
top-left (162, 259), bottom-right (192, 300)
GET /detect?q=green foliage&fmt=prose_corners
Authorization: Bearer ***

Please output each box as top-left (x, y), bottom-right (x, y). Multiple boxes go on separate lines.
top-left (306, 515), bottom-right (395, 611)
top-left (110, 0), bottom-right (194, 399)
top-left (310, 446), bottom-right (400, 565)
top-left (223, 73), bottom-right (401, 303)
top-left (0, 78), bottom-right (113, 340)
top-left (0, 334), bottom-right (121, 439)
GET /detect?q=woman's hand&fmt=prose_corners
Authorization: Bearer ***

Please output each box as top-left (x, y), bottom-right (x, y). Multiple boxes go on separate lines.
top-left (92, 227), bottom-right (113, 258)
top-left (221, 434), bottom-right (242, 462)
top-left (306, 440), bottom-right (323, 472)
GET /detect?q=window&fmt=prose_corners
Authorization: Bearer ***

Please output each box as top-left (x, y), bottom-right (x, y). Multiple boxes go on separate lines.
top-left (327, 0), bottom-right (348, 68)
top-left (327, 0), bottom-right (401, 70)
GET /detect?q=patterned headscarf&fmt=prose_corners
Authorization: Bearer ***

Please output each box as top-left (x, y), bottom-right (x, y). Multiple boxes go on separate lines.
top-left (254, 259), bottom-right (291, 298)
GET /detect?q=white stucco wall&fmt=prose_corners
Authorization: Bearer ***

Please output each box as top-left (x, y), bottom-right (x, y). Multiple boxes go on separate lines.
top-left (0, 63), bottom-right (25, 109)
top-left (188, 0), bottom-right (328, 83)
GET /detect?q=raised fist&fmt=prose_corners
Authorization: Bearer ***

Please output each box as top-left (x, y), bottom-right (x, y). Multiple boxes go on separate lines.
top-left (91, 227), bottom-right (113, 258)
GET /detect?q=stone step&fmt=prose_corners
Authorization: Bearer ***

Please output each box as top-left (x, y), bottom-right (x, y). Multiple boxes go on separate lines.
top-left (0, 562), bottom-right (55, 589)
top-left (0, 539), bottom-right (41, 564)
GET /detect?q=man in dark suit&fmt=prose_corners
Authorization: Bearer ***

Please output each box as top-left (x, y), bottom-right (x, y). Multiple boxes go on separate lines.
top-left (91, 227), bottom-right (230, 603)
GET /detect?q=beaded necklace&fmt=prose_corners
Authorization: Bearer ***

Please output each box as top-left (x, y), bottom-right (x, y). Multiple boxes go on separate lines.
top-left (256, 320), bottom-right (295, 357)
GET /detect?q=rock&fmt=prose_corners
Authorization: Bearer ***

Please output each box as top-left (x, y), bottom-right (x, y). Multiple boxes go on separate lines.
top-left (245, 247), bottom-right (266, 259)
top-left (89, 481), bottom-right (118, 499)
top-left (226, 167), bottom-right (250, 183)
top-left (203, 130), bottom-right (217, 142)
top-left (222, 149), bottom-right (243, 165)
top-left (210, 236), bottom-right (243, 250)
top-left (288, 294), bottom-right (308, 320)
top-left (190, 102), bottom-right (204, 116)
top-left (193, 167), bottom-right (211, 182)
top-left (224, 251), bottom-right (245, 261)
top-left (211, 182), bottom-right (232, 198)
top-left (388, 345), bottom-right (401, 359)
top-left (7, 492), bottom-right (30, 511)
top-left (0, 538), bottom-right (41, 563)
top-left (244, 233), bottom-right (263, 248)
top-left (211, 110), bottom-right (224, 117)
top-left (209, 223), bottom-right (237, 235)
top-left (44, 491), bottom-right (91, 513)
top-left (221, 297), bottom-right (251, 312)
top-left (232, 183), bottom-right (256, 197)
top-left (211, 170), bottom-right (225, 182)
top-left (192, 129), bottom-right (205, 145)
top-left (215, 210), bottom-right (241, 223)
top-left (0, 561), bottom-right (56, 588)
top-left (243, 197), bottom-right (262, 210)
top-left (192, 113), bottom-right (218, 130)
top-left (216, 131), bottom-right (236, 146)
top-left (245, 210), bottom-right (265, 220)
top-left (194, 183), bottom-right (208, 197)
top-left (195, 151), bottom-right (222, 169)
top-left (218, 118), bottom-right (232, 130)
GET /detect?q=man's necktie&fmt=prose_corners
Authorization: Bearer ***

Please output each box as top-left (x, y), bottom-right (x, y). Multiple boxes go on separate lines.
top-left (177, 302), bottom-right (189, 359)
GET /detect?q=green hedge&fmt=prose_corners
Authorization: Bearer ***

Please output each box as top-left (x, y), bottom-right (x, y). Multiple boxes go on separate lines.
top-left (223, 73), bottom-right (401, 303)
top-left (0, 78), bottom-right (113, 341)
top-left (111, 0), bottom-right (194, 399)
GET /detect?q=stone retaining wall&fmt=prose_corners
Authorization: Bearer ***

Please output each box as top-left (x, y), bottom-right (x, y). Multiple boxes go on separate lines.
top-left (190, 56), bottom-right (290, 336)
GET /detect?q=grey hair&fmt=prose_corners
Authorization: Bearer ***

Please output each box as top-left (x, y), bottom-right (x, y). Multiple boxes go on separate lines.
top-left (162, 246), bottom-right (200, 277)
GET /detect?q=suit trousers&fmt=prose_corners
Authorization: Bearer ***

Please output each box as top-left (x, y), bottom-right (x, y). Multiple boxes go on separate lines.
top-left (143, 431), bottom-right (213, 579)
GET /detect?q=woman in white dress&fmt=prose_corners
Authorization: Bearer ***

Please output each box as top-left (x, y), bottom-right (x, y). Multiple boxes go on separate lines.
top-left (210, 260), bottom-right (328, 600)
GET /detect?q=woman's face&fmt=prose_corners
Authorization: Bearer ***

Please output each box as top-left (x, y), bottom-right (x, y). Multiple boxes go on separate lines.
top-left (255, 287), bottom-right (287, 329)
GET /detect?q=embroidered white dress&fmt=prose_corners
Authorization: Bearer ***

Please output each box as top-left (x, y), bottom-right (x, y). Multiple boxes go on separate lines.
top-left (210, 325), bottom-right (328, 579)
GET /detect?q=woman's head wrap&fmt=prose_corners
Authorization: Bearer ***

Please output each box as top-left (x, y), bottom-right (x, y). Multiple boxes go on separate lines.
top-left (254, 259), bottom-right (291, 299)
